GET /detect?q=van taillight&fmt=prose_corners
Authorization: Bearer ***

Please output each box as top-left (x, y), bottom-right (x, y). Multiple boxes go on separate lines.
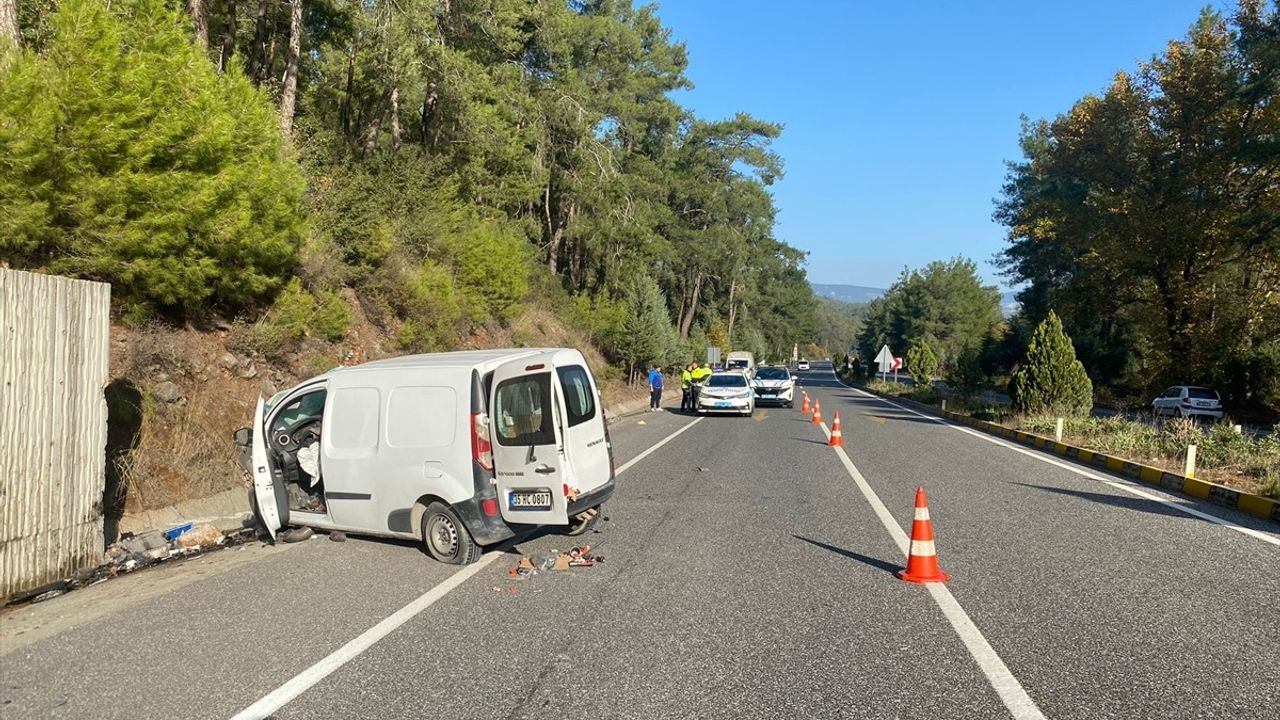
top-left (471, 412), bottom-right (493, 471)
top-left (481, 498), bottom-right (498, 516)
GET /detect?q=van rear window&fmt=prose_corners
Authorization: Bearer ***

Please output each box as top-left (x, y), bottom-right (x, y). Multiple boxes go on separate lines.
top-left (494, 373), bottom-right (555, 446)
top-left (557, 365), bottom-right (596, 428)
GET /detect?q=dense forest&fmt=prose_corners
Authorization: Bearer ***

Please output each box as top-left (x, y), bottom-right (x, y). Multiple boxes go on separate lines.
top-left (997, 2), bottom-right (1280, 415)
top-left (0, 0), bottom-right (817, 379)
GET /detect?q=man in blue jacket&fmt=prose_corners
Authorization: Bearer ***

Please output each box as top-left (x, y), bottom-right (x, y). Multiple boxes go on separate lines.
top-left (648, 365), bottom-right (664, 412)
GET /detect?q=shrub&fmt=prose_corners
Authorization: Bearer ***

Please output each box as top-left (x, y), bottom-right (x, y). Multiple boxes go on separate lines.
top-left (443, 216), bottom-right (530, 324)
top-left (905, 340), bottom-right (939, 387)
top-left (1010, 311), bottom-right (1093, 417)
top-left (947, 345), bottom-right (985, 396)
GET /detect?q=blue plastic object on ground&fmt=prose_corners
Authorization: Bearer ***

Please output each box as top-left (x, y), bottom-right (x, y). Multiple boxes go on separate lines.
top-left (163, 523), bottom-right (193, 541)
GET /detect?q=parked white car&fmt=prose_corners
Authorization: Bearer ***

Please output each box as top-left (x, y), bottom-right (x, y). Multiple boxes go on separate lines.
top-left (234, 348), bottom-right (616, 564)
top-left (1151, 386), bottom-right (1224, 420)
top-left (752, 366), bottom-right (795, 407)
top-left (697, 371), bottom-right (755, 416)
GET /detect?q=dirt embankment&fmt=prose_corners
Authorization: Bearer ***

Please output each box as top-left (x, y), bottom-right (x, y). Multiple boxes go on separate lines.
top-left (104, 298), bottom-right (643, 537)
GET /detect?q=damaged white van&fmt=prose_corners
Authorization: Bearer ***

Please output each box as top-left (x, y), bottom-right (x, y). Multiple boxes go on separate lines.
top-left (233, 349), bottom-right (616, 564)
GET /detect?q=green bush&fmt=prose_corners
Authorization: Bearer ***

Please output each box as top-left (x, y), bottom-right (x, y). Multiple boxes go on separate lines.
top-left (905, 340), bottom-right (939, 387)
top-left (226, 279), bottom-right (351, 359)
top-left (1010, 311), bottom-right (1093, 417)
top-left (443, 216), bottom-right (530, 324)
top-left (0, 0), bottom-right (305, 316)
top-left (947, 345), bottom-right (986, 396)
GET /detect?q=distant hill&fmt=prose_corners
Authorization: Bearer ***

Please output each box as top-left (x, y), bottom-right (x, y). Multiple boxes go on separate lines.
top-left (810, 283), bottom-right (885, 304)
top-left (812, 283), bottom-right (1021, 318)
top-left (1000, 291), bottom-right (1019, 317)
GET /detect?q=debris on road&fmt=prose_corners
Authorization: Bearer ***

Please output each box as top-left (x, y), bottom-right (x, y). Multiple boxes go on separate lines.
top-left (3, 525), bottom-right (260, 608)
top-left (329, 530), bottom-right (347, 542)
top-left (509, 546), bottom-right (605, 579)
top-left (175, 524), bottom-right (223, 549)
top-left (279, 526), bottom-right (315, 543)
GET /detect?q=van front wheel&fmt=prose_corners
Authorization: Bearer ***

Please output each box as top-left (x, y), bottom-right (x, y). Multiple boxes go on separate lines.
top-left (422, 502), bottom-right (482, 565)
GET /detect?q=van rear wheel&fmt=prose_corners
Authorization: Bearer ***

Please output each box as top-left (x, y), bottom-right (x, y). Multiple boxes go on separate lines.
top-left (422, 502), bottom-right (482, 565)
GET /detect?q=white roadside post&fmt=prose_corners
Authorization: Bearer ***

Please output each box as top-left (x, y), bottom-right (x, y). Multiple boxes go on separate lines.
top-left (1184, 444), bottom-right (1197, 479)
top-left (1055, 418), bottom-right (1064, 443)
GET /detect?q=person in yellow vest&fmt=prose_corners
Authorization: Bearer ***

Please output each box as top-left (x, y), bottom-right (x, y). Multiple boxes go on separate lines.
top-left (680, 363), bottom-right (694, 412)
top-left (689, 362), bottom-right (713, 412)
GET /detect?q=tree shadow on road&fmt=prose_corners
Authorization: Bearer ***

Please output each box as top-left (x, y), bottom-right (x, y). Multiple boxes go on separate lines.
top-left (1009, 482), bottom-right (1212, 522)
top-left (792, 535), bottom-right (902, 575)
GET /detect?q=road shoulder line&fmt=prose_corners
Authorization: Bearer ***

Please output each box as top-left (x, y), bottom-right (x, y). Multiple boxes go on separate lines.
top-left (818, 418), bottom-right (1046, 720)
top-left (834, 374), bottom-right (1280, 547)
top-left (230, 416), bottom-right (705, 720)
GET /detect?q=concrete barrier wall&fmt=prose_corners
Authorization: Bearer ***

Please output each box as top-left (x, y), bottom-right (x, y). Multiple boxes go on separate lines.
top-left (0, 269), bottom-right (111, 597)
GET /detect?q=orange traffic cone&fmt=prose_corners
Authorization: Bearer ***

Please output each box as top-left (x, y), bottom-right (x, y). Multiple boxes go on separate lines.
top-left (897, 487), bottom-right (950, 584)
top-left (811, 399), bottom-right (823, 425)
top-left (801, 392), bottom-right (811, 415)
top-left (828, 411), bottom-right (844, 447)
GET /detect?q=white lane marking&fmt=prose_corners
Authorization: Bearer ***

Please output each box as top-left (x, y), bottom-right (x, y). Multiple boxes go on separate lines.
top-left (820, 419), bottom-right (1047, 720)
top-left (231, 415), bottom-right (706, 720)
top-left (825, 371), bottom-right (1280, 547)
top-left (615, 416), bottom-right (704, 475)
top-left (230, 553), bottom-right (501, 720)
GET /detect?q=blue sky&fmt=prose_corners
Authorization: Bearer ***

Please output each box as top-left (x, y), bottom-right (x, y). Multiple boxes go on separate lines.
top-left (654, 0), bottom-right (1226, 290)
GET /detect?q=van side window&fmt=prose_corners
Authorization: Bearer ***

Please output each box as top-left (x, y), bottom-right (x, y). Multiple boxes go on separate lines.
top-left (494, 373), bottom-right (555, 446)
top-left (557, 365), bottom-right (596, 428)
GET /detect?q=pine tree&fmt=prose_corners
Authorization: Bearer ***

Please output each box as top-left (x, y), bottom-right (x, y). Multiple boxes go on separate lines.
top-left (1010, 311), bottom-right (1094, 416)
top-left (0, 0), bottom-right (305, 317)
top-left (613, 278), bottom-right (677, 384)
top-left (905, 340), bottom-right (939, 387)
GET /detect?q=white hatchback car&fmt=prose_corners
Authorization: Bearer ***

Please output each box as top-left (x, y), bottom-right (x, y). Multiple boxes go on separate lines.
top-left (796, 359), bottom-right (810, 371)
top-left (697, 372), bottom-right (755, 416)
top-left (1151, 386), bottom-right (1224, 420)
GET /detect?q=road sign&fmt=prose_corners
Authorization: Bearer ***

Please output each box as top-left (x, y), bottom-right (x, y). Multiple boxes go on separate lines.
top-left (891, 356), bottom-right (902, 371)
top-left (707, 346), bottom-right (722, 367)
top-left (875, 345), bottom-right (894, 374)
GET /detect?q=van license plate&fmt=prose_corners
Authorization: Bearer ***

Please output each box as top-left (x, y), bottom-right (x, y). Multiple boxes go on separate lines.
top-left (509, 491), bottom-right (552, 511)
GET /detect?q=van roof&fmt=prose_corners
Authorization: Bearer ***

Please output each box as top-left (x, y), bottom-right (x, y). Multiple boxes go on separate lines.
top-left (351, 348), bottom-right (553, 372)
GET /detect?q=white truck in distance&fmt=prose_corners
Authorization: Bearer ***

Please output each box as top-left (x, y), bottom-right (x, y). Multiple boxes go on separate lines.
top-left (725, 352), bottom-right (755, 372)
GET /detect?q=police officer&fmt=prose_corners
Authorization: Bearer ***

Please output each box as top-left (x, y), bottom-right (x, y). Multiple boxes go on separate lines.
top-left (680, 363), bottom-right (694, 412)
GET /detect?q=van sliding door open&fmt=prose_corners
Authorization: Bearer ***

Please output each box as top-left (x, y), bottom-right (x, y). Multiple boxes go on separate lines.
top-left (489, 354), bottom-right (570, 525)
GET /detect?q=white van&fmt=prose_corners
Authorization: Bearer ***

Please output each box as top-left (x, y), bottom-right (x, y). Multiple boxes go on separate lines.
top-left (725, 351), bottom-right (755, 372)
top-left (234, 349), bottom-right (616, 564)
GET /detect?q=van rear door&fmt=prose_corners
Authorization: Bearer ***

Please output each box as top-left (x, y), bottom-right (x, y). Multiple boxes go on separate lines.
top-left (249, 396), bottom-right (282, 540)
top-left (553, 357), bottom-right (612, 495)
top-left (489, 354), bottom-right (570, 525)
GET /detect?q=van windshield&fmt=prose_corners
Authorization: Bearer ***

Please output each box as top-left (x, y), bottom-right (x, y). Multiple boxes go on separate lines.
top-left (707, 374), bottom-right (747, 387)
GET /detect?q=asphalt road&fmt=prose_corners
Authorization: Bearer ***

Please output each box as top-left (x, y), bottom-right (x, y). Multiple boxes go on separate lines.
top-left (3, 362), bottom-right (1277, 719)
